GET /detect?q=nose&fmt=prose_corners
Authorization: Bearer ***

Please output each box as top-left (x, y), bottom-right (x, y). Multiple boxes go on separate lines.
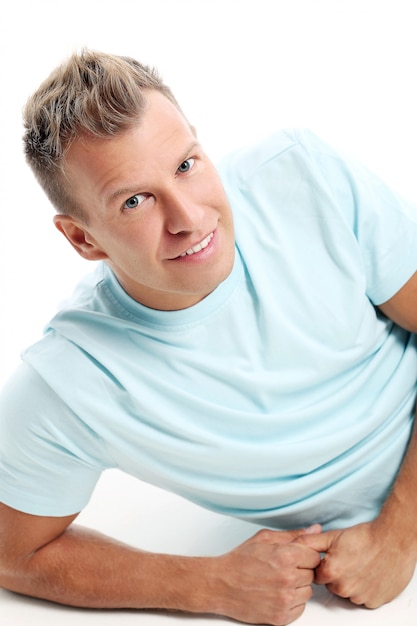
top-left (164, 190), bottom-right (204, 235)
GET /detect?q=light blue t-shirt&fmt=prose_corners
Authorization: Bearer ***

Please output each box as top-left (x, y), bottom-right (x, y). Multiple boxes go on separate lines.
top-left (1, 129), bottom-right (417, 530)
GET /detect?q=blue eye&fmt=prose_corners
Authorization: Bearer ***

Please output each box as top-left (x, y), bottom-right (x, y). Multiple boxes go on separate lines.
top-left (123, 194), bottom-right (146, 210)
top-left (177, 158), bottom-right (195, 173)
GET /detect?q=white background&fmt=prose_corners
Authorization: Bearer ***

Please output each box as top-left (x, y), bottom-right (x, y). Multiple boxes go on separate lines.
top-left (1, 2), bottom-right (417, 624)
top-left (2, 0), bottom-right (417, 382)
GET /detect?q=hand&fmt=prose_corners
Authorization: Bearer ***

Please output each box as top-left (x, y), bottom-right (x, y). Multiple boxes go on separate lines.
top-left (209, 526), bottom-right (322, 626)
top-left (297, 520), bottom-right (417, 608)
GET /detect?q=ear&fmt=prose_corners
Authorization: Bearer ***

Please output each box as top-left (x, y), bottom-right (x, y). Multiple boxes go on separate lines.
top-left (53, 215), bottom-right (108, 261)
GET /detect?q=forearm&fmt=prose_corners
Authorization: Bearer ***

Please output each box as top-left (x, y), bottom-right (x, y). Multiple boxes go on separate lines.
top-left (377, 410), bottom-right (417, 550)
top-left (1, 524), bottom-right (322, 625)
top-left (295, 412), bottom-right (417, 608)
top-left (0, 524), bottom-right (213, 612)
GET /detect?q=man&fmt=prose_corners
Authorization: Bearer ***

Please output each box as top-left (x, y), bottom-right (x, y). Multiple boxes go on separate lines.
top-left (0, 49), bottom-right (416, 626)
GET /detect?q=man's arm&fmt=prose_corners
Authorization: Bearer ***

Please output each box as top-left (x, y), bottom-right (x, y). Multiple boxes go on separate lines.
top-left (297, 414), bottom-right (417, 607)
top-left (298, 271), bottom-right (417, 607)
top-left (0, 502), bottom-right (321, 625)
top-left (378, 270), bottom-right (417, 332)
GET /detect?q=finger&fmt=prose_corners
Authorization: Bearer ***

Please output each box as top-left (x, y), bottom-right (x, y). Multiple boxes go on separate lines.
top-left (281, 543), bottom-right (322, 571)
top-left (349, 593), bottom-right (367, 606)
top-left (282, 583), bottom-right (316, 624)
top-left (292, 583), bottom-right (315, 607)
top-left (295, 568), bottom-right (316, 588)
top-left (314, 563), bottom-right (334, 586)
top-left (302, 546), bottom-right (323, 570)
top-left (324, 581), bottom-right (351, 599)
top-left (303, 523), bottom-right (322, 535)
top-left (249, 527), bottom-right (317, 547)
top-left (354, 595), bottom-right (384, 609)
top-left (314, 557), bottom-right (340, 586)
top-left (242, 529), bottom-right (288, 546)
top-left (280, 525), bottom-right (322, 543)
top-left (284, 600), bottom-right (308, 626)
top-left (294, 529), bottom-right (338, 553)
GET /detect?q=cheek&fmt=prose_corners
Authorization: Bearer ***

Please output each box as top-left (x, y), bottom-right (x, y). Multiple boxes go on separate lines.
top-left (199, 176), bottom-right (229, 209)
top-left (207, 174), bottom-right (231, 209)
top-left (115, 226), bottom-right (160, 261)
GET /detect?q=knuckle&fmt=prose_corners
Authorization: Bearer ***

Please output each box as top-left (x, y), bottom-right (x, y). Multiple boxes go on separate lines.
top-left (280, 569), bottom-right (298, 588)
top-left (326, 582), bottom-right (350, 598)
top-left (255, 529), bottom-right (276, 543)
top-left (350, 593), bottom-right (381, 608)
top-left (305, 585), bottom-right (314, 601)
top-left (271, 607), bottom-right (292, 626)
top-left (349, 594), bottom-right (365, 606)
top-left (271, 602), bottom-right (305, 625)
top-left (276, 586), bottom-right (295, 605)
top-left (278, 545), bottom-right (303, 569)
top-left (320, 556), bottom-right (341, 580)
top-left (364, 599), bottom-right (381, 609)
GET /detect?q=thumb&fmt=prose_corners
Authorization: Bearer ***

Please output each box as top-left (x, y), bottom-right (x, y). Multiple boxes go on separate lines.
top-left (285, 523), bottom-right (322, 541)
top-left (278, 524), bottom-right (323, 544)
top-left (294, 528), bottom-right (338, 552)
top-left (246, 525), bottom-right (321, 547)
top-left (266, 524), bottom-right (323, 545)
top-left (302, 523), bottom-right (322, 535)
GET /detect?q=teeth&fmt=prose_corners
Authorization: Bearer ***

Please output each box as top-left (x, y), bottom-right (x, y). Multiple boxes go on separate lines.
top-left (180, 233), bottom-right (213, 257)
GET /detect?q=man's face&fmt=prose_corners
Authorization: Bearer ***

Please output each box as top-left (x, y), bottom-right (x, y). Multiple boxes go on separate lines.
top-left (59, 91), bottom-right (235, 310)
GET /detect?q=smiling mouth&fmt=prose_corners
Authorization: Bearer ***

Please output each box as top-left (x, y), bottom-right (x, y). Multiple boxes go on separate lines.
top-left (179, 232), bottom-right (214, 257)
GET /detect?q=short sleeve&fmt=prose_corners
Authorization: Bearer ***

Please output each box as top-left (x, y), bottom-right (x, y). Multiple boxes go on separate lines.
top-left (295, 129), bottom-right (417, 304)
top-left (0, 363), bottom-right (110, 516)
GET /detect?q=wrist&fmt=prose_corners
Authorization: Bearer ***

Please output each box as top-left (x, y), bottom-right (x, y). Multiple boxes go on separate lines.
top-left (156, 555), bottom-right (219, 615)
top-left (376, 492), bottom-right (417, 557)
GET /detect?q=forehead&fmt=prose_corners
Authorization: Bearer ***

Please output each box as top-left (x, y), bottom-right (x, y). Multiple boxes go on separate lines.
top-left (64, 92), bottom-right (196, 208)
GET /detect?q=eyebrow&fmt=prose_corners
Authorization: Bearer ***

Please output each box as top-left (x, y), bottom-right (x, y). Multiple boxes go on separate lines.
top-left (106, 140), bottom-right (200, 207)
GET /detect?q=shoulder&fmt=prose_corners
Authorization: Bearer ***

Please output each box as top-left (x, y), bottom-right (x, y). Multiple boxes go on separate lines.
top-left (56, 262), bottom-right (108, 312)
top-left (217, 128), bottom-right (338, 188)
